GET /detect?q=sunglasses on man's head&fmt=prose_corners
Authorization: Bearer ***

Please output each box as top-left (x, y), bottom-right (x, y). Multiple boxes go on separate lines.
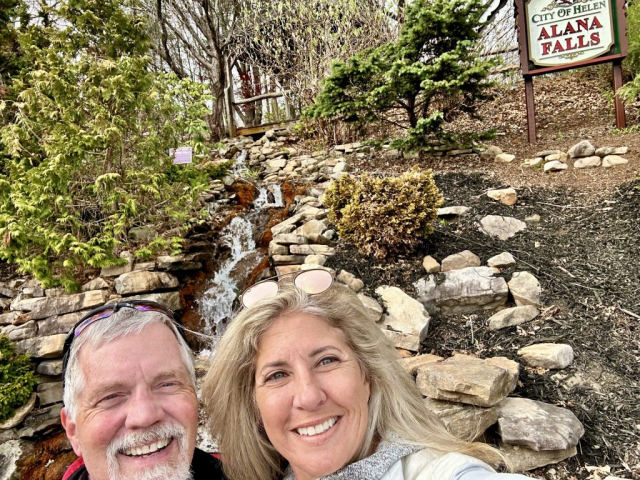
top-left (240, 268), bottom-right (334, 309)
top-left (61, 300), bottom-right (179, 385)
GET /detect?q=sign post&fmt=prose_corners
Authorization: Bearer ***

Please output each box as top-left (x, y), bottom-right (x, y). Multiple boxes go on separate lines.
top-left (515, 0), bottom-right (628, 143)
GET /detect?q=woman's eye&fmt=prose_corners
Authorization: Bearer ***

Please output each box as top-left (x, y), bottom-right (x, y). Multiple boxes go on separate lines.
top-left (319, 357), bottom-right (338, 366)
top-left (266, 371), bottom-right (286, 382)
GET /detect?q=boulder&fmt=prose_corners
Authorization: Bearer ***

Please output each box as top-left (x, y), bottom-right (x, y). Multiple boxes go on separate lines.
top-left (487, 252), bottom-right (516, 268)
top-left (399, 354), bottom-right (443, 375)
top-left (441, 250), bottom-right (481, 272)
top-left (15, 334), bottom-right (66, 359)
top-left (424, 398), bottom-right (499, 441)
top-left (508, 271), bottom-right (542, 308)
top-left (495, 153), bottom-right (516, 163)
top-left (357, 294), bottom-right (384, 322)
top-left (478, 216), bottom-right (526, 240)
top-left (422, 255), bottom-right (441, 273)
top-left (415, 267), bottom-right (508, 315)
top-left (602, 155), bottom-right (628, 168)
top-left (517, 343), bottom-right (574, 369)
top-left (114, 271), bottom-right (179, 295)
top-left (487, 188), bottom-right (517, 206)
top-left (488, 306), bottom-right (540, 331)
top-left (543, 161), bottom-right (568, 172)
top-left (382, 329), bottom-right (420, 352)
top-left (28, 290), bottom-right (108, 321)
top-left (568, 140), bottom-right (595, 158)
top-left (337, 270), bottom-right (364, 293)
top-left (416, 355), bottom-right (518, 407)
top-left (497, 397), bottom-right (584, 451)
top-left (574, 156), bottom-right (601, 169)
top-left (375, 286), bottom-right (430, 340)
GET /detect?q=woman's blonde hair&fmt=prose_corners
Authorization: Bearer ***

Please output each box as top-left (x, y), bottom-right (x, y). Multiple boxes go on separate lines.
top-left (202, 282), bottom-right (504, 480)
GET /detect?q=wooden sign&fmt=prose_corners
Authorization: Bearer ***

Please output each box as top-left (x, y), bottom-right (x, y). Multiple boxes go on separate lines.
top-left (515, 0), bottom-right (628, 142)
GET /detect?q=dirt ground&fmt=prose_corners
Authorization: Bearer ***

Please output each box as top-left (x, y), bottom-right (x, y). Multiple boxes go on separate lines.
top-left (324, 71), bottom-right (640, 480)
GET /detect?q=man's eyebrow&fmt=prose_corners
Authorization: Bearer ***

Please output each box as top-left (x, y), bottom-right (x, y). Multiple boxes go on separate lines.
top-left (86, 381), bottom-right (129, 402)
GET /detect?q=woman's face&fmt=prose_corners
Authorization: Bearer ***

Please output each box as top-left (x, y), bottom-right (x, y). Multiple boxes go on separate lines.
top-left (254, 313), bottom-right (371, 480)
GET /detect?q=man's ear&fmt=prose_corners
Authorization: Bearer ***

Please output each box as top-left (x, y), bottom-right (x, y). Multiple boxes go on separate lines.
top-left (60, 407), bottom-right (82, 456)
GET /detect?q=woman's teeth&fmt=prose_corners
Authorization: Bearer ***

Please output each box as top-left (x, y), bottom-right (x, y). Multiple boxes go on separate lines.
top-left (296, 417), bottom-right (338, 436)
top-left (122, 437), bottom-right (171, 457)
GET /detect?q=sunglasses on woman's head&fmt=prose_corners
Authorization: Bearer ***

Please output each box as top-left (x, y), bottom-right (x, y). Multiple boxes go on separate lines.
top-left (61, 300), bottom-right (179, 386)
top-left (240, 268), bottom-right (334, 309)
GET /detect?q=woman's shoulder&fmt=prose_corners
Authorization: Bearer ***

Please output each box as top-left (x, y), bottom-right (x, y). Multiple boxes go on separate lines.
top-left (383, 450), bottom-right (531, 480)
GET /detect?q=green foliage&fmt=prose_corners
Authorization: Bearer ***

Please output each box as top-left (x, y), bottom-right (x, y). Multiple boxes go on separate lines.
top-left (306, 0), bottom-right (496, 149)
top-left (0, 335), bottom-right (36, 422)
top-left (619, 1), bottom-right (640, 101)
top-left (325, 166), bottom-right (444, 258)
top-left (0, 0), bottom-right (224, 288)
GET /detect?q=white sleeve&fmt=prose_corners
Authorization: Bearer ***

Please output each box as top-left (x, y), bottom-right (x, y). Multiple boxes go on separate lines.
top-left (406, 452), bottom-right (530, 480)
top-left (452, 457), bottom-right (531, 480)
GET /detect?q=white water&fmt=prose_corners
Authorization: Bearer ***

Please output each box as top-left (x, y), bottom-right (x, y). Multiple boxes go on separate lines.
top-left (198, 155), bottom-right (283, 338)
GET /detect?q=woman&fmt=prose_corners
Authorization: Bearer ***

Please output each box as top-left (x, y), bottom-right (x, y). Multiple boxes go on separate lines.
top-left (203, 271), bottom-right (530, 480)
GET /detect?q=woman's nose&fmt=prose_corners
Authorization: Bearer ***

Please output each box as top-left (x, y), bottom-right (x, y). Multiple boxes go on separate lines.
top-left (292, 372), bottom-right (327, 410)
top-left (125, 389), bottom-right (165, 429)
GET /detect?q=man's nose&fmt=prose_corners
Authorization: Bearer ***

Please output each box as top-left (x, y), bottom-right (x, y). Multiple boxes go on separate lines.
top-left (125, 389), bottom-right (165, 429)
top-left (292, 371), bottom-right (327, 410)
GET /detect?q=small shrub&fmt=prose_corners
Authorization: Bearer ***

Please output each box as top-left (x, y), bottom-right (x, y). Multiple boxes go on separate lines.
top-left (325, 166), bottom-right (444, 258)
top-left (0, 335), bottom-right (37, 422)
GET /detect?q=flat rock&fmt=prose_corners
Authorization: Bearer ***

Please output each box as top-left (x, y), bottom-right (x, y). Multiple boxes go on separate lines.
top-left (523, 157), bottom-right (543, 168)
top-left (479, 216), bottom-right (526, 240)
top-left (441, 250), bottom-right (481, 272)
top-left (508, 271), bottom-right (542, 308)
top-left (337, 270), bottom-right (364, 293)
top-left (271, 234), bottom-right (309, 245)
top-left (424, 398), bottom-right (499, 441)
top-left (37, 310), bottom-right (87, 337)
top-left (437, 206), bottom-right (470, 218)
top-left (568, 140), bottom-right (595, 158)
top-left (488, 306), bottom-right (540, 331)
top-left (15, 334), bottom-right (66, 359)
top-left (382, 329), bottom-right (420, 352)
top-left (422, 255), bottom-right (440, 273)
top-left (486, 252), bottom-right (516, 268)
top-left (595, 146), bottom-right (628, 157)
top-left (497, 397), bottom-right (584, 451)
top-left (114, 271), bottom-right (179, 295)
top-left (415, 267), bottom-right (508, 315)
top-left (304, 255), bottom-right (327, 266)
top-left (495, 153), bottom-right (516, 163)
top-left (36, 359), bottom-right (63, 376)
top-left (517, 343), bottom-right (574, 369)
top-left (602, 155), bottom-right (628, 168)
top-left (399, 354), bottom-right (443, 375)
top-left (416, 355), bottom-right (518, 407)
top-left (535, 149), bottom-right (564, 158)
top-left (295, 219), bottom-right (329, 244)
top-left (545, 152), bottom-right (568, 163)
top-left (268, 242), bottom-right (289, 256)
top-left (501, 442), bottom-right (577, 472)
top-left (0, 311), bottom-right (19, 326)
top-left (37, 382), bottom-right (63, 406)
top-left (375, 286), bottom-right (430, 340)
top-left (28, 290), bottom-right (108, 321)
top-left (487, 188), bottom-right (517, 206)
top-left (3, 321), bottom-right (36, 342)
top-left (357, 294), bottom-right (383, 322)
top-left (80, 277), bottom-right (109, 292)
top-left (574, 156), bottom-right (601, 169)
top-left (543, 160), bottom-right (568, 172)
top-left (156, 254), bottom-right (202, 271)
top-left (289, 244), bottom-right (335, 256)
top-left (0, 394), bottom-right (36, 429)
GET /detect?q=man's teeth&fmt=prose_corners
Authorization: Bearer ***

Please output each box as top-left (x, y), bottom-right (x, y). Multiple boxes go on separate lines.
top-left (122, 437), bottom-right (171, 456)
top-left (296, 417), bottom-right (338, 436)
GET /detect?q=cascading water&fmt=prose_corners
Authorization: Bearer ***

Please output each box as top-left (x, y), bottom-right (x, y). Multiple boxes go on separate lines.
top-left (198, 151), bottom-right (283, 339)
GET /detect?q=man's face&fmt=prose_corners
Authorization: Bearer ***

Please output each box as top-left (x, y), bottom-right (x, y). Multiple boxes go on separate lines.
top-left (61, 323), bottom-right (198, 480)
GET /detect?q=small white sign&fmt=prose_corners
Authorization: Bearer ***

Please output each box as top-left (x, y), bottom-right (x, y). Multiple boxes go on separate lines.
top-left (170, 147), bottom-right (193, 164)
top-left (526, 0), bottom-right (614, 67)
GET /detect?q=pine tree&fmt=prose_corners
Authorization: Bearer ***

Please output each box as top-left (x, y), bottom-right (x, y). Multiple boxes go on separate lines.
top-left (306, 0), bottom-right (496, 149)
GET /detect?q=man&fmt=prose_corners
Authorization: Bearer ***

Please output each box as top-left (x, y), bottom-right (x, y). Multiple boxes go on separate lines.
top-left (59, 300), bottom-right (226, 480)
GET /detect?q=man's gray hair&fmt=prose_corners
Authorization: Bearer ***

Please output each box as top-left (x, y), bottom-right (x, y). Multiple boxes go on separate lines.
top-left (63, 307), bottom-right (196, 422)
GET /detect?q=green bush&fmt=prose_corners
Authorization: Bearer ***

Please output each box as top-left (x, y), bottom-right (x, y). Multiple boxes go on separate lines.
top-left (619, 1), bottom-right (640, 101)
top-left (325, 166), bottom-right (444, 258)
top-left (0, 0), bottom-right (226, 289)
top-left (0, 335), bottom-right (36, 422)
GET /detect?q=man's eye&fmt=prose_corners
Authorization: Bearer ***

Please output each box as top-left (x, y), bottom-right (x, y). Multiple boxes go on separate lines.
top-left (98, 394), bottom-right (121, 405)
top-left (266, 371), bottom-right (286, 382)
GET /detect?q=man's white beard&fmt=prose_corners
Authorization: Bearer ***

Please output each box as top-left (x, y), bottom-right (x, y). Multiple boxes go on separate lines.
top-left (105, 423), bottom-right (193, 480)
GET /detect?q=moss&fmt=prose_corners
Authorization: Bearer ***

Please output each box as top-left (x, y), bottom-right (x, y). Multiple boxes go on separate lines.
top-left (325, 166), bottom-right (444, 258)
top-left (0, 335), bottom-right (37, 422)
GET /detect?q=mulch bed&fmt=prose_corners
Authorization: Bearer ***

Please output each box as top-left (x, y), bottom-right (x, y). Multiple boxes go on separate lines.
top-left (326, 172), bottom-right (640, 480)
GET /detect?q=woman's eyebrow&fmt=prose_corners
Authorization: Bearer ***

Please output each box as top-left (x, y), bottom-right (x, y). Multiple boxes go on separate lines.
top-left (258, 360), bottom-right (288, 375)
top-left (308, 345), bottom-right (341, 358)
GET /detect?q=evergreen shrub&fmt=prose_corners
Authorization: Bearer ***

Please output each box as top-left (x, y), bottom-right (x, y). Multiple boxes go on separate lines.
top-left (0, 335), bottom-right (36, 422)
top-left (325, 167), bottom-right (443, 258)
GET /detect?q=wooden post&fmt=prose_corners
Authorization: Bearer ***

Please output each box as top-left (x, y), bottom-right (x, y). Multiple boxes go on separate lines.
top-left (524, 76), bottom-right (537, 144)
top-left (612, 59), bottom-right (626, 129)
top-left (224, 56), bottom-right (236, 138)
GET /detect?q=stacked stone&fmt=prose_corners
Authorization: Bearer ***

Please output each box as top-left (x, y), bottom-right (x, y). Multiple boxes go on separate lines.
top-left (0, 253), bottom-right (205, 477)
top-left (479, 141), bottom-right (631, 172)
